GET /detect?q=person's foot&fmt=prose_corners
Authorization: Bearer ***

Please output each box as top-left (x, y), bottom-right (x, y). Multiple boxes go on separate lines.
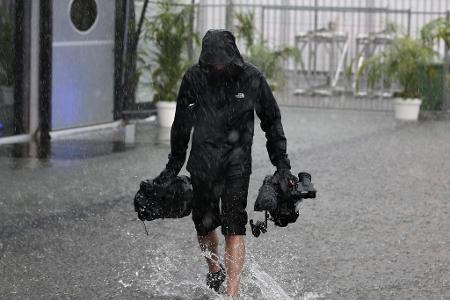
top-left (206, 263), bottom-right (226, 293)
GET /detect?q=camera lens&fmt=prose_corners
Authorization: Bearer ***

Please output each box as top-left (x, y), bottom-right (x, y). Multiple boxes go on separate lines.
top-left (298, 172), bottom-right (311, 180)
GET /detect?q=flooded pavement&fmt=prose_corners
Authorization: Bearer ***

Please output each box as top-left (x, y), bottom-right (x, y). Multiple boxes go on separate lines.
top-left (0, 107), bottom-right (449, 299)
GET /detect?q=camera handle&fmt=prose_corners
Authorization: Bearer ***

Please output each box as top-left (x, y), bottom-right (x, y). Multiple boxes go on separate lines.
top-left (250, 211), bottom-right (269, 237)
top-left (142, 220), bottom-right (149, 236)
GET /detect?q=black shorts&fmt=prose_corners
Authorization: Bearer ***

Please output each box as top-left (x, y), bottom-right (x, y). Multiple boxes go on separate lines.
top-left (190, 174), bottom-right (250, 236)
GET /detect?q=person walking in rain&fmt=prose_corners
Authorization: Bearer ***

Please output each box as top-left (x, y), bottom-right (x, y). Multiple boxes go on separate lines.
top-left (154, 29), bottom-right (295, 297)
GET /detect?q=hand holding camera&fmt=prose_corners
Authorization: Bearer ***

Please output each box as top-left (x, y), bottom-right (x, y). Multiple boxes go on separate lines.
top-left (273, 168), bottom-right (297, 198)
top-left (153, 168), bottom-right (177, 186)
top-left (250, 171), bottom-right (317, 237)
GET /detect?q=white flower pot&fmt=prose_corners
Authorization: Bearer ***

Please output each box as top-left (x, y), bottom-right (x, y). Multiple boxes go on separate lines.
top-left (0, 85), bottom-right (14, 105)
top-left (156, 101), bottom-right (176, 127)
top-left (393, 98), bottom-right (422, 121)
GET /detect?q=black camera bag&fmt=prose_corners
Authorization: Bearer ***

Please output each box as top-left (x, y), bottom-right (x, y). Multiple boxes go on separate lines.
top-left (134, 175), bottom-right (193, 221)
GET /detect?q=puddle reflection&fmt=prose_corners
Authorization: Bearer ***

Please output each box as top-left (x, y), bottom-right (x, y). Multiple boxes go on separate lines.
top-left (2, 139), bottom-right (132, 161)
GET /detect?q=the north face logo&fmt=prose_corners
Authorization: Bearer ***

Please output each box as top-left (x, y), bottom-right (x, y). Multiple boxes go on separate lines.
top-left (235, 93), bottom-right (245, 99)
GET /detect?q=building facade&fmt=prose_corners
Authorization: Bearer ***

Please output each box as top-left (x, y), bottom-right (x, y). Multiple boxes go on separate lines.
top-left (0, 0), bottom-right (136, 143)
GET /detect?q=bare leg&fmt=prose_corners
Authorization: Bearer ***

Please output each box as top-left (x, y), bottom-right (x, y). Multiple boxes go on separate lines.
top-left (197, 229), bottom-right (221, 273)
top-left (224, 235), bottom-right (246, 297)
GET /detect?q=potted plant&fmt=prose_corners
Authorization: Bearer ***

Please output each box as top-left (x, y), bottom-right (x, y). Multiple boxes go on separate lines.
top-left (234, 11), bottom-right (299, 91)
top-left (421, 17), bottom-right (450, 49)
top-left (0, 12), bottom-right (15, 105)
top-left (356, 36), bottom-right (437, 121)
top-left (141, 0), bottom-right (198, 127)
top-left (418, 17), bottom-right (450, 111)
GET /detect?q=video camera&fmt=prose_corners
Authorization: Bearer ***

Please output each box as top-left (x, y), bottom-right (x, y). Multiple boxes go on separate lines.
top-left (250, 172), bottom-right (317, 237)
top-left (134, 176), bottom-right (193, 224)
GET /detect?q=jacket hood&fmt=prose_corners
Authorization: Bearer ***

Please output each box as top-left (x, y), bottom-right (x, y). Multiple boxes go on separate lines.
top-left (199, 29), bottom-right (244, 69)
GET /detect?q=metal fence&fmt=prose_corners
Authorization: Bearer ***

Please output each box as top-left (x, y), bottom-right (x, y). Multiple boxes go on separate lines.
top-left (136, 0), bottom-right (450, 112)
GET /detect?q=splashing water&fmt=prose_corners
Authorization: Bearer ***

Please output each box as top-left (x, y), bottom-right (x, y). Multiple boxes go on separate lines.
top-left (302, 292), bottom-right (324, 300)
top-left (120, 236), bottom-right (324, 299)
top-left (118, 279), bottom-right (132, 288)
top-left (201, 250), bottom-right (325, 300)
top-left (200, 249), bottom-right (292, 299)
top-left (248, 262), bottom-right (292, 300)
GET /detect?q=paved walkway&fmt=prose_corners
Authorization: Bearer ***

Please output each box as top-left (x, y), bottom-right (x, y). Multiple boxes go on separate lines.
top-left (0, 107), bottom-right (449, 299)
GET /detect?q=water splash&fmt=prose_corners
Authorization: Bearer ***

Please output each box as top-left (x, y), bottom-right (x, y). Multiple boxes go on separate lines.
top-left (123, 239), bottom-right (323, 299)
top-left (118, 279), bottom-right (132, 288)
top-left (302, 292), bottom-right (324, 300)
top-left (249, 262), bottom-right (292, 300)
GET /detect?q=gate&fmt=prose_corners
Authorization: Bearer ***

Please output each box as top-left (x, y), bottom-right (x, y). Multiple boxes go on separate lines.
top-left (51, 0), bottom-right (116, 130)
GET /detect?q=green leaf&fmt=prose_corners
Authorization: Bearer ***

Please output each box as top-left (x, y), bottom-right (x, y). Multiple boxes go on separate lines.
top-left (234, 11), bottom-right (299, 91)
top-left (355, 35), bottom-right (437, 99)
top-left (139, 0), bottom-right (199, 102)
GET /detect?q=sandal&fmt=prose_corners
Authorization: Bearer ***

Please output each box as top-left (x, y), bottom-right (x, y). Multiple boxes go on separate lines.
top-left (206, 263), bottom-right (226, 293)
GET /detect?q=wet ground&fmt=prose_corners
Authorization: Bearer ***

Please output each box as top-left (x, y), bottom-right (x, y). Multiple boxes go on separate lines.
top-left (0, 107), bottom-right (449, 299)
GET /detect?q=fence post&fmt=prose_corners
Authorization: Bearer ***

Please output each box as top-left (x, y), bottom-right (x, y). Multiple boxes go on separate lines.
top-left (225, 0), bottom-right (234, 31)
top-left (384, 5), bottom-right (389, 30)
top-left (313, 0), bottom-right (318, 32)
top-left (313, 0), bottom-right (318, 74)
top-left (407, 8), bottom-right (412, 36)
top-left (366, 0), bottom-right (375, 32)
top-left (260, 6), bottom-right (265, 43)
top-left (187, 0), bottom-right (196, 61)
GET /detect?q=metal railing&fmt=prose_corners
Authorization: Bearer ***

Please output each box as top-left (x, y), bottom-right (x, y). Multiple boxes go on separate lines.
top-left (135, 0), bottom-right (450, 112)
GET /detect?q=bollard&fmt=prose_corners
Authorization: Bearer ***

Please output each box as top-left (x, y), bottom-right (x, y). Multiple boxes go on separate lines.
top-left (124, 123), bottom-right (136, 144)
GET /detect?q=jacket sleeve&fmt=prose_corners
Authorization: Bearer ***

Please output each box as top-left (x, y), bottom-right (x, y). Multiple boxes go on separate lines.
top-left (254, 74), bottom-right (291, 170)
top-left (165, 73), bottom-right (195, 175)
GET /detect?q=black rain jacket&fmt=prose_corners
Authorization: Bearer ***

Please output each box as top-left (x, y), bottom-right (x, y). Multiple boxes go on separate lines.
top-left (165, 29), bottom-right (291, 180)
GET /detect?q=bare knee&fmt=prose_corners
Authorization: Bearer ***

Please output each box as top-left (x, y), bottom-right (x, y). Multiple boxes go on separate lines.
top-left (198, 229), bottom-right (219, 247)
top-left (225, 234), bottom-right (245, 244)
top-left (225, 235), bottom-right (246, 258)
